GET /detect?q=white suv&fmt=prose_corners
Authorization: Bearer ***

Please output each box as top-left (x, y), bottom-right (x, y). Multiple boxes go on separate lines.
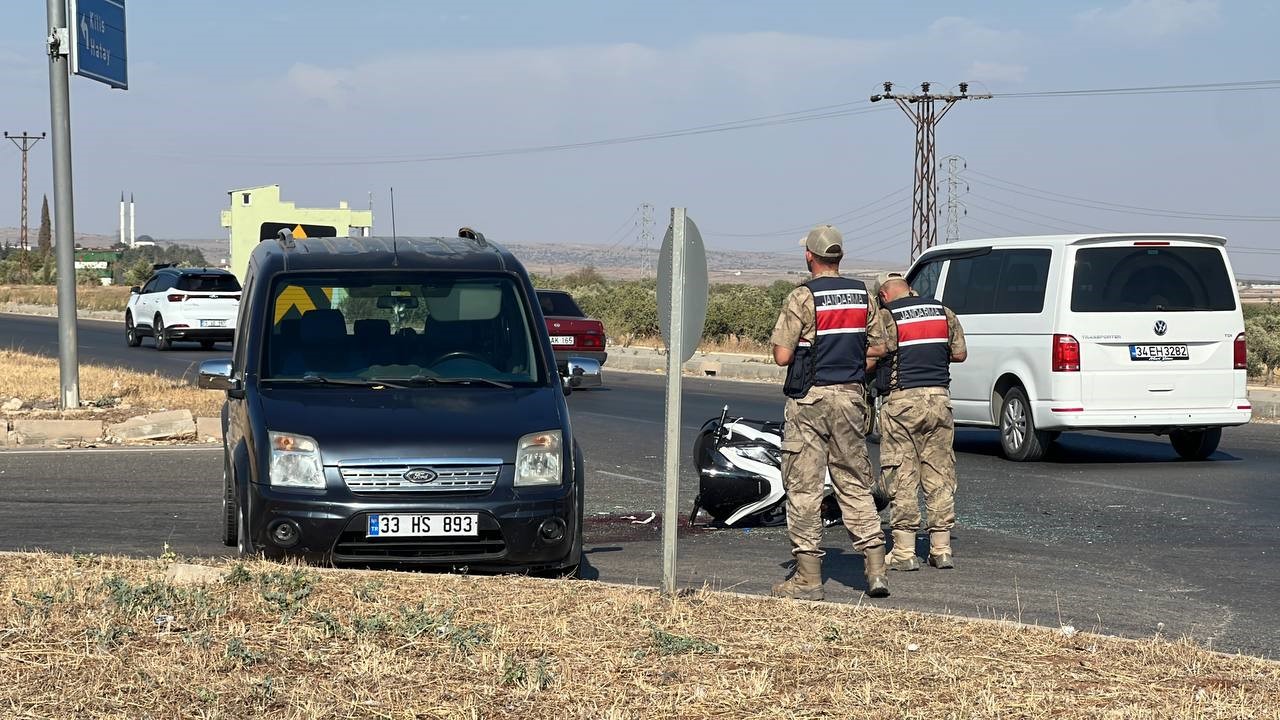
top-left (904, 234), bottom-right (1250, 461)
top-left (125, 266), bottom-right (241, 350)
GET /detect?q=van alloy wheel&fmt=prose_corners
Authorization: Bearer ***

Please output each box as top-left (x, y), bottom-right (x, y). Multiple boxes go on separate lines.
top-left (999, 387), bottom-right (1048, 462)
top-left (1001, 397), bottom-right (1027, 450)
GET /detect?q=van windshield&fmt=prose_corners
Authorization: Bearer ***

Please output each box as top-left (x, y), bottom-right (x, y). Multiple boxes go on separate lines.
top-left (262, 272), bottom-right (544, 386)
top-left (1071, 246), bottom-right (1236, 312)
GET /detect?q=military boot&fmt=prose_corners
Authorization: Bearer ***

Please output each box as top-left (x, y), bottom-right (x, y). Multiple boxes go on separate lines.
top-left (863, 546), bottom-right (890, 598)
top-left (928, 530), bottom-right (955, 569)
top-left (887, 529), bottom-right (922, 572)
top-left (771, 554), bottom-right (824, 601)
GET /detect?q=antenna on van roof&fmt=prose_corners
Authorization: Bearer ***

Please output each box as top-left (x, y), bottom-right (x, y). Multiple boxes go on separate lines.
top-left (389, 187), bottom-right (399, 266)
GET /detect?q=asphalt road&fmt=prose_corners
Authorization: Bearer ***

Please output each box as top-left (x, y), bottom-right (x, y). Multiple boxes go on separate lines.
top-left (2, 312), bottom-right (1278, 657)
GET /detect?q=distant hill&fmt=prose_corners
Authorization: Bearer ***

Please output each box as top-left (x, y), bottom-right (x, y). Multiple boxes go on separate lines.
top-left (8, 230), bottom-right (902, 285)
top-left (0, 226), bottom-right (116, 249)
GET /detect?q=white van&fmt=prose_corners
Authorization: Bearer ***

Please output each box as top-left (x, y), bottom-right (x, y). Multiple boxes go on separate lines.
top-left (903, 234), bottom-right (1250, 461)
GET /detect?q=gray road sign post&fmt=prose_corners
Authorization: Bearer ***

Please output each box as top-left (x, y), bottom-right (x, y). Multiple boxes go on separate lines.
top-left (656, 208), bottom-right (708, 595)
top-left (46, 0), bottom-right (128, 409)
top-left (47, 0), bottom-right (80, 410)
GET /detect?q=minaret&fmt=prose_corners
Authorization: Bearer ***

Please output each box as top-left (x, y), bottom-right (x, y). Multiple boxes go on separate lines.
top-left (129, 193), bottom-right (136, 248)
top-left (119, 192), bottom-right (125, 247)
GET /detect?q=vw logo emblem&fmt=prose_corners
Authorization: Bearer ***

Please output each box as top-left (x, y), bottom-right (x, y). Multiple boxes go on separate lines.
top-left (403, 468), bottom-right (438, 484)
top-left (1154, 320), bottom-right (1168, 336)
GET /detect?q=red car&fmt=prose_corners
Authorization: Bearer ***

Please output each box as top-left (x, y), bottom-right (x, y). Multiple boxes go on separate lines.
top-left (536, 289), bottom-right (607, 376)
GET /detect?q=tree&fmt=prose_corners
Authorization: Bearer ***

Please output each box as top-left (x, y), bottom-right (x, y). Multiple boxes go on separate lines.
top-left (37, 195), bottom-right (51, 255)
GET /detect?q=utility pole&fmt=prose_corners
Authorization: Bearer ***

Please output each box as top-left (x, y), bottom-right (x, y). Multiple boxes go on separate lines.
top-left (870, 82), bottom-right (989, 261)
top-left (942, 155), bottom-right (968, 243)
top-left (4, 132), bottom-right (46, 251)
top-left (639, 202), bottom-right (654, 277)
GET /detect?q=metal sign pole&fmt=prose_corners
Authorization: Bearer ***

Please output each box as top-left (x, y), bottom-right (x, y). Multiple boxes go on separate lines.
top-left (47, 0), bottom-right (80, 409)
top-left (661, 208), bottom-right (687, 596)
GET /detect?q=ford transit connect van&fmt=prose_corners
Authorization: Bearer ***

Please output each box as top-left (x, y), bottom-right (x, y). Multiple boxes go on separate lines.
top-left (199, 234), bottom-right (598, 573)
top-left (904, 234), bottom-right (1250, 461)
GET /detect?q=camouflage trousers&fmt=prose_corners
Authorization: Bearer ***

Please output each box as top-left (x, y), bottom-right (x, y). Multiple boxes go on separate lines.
top-left (880, 388), bottom-right (957, 553)
top-left (781, 384), bottom-right (885, 557)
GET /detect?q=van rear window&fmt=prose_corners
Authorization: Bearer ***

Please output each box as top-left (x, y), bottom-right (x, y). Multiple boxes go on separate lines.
top-left (1072, 246), bottom-right (1235, 312)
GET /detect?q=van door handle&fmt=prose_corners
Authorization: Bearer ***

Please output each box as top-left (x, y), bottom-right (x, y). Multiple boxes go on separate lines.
top-left (1147, 384), bottom-right (1174, 393)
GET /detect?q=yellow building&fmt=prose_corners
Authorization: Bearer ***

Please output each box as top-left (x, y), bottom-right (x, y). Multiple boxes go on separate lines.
top-left (220, 184), bottom-right (373, 280)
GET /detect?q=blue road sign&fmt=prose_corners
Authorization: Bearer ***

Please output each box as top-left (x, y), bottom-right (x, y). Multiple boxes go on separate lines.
top-left (69, 0), bottom-right (127, 90)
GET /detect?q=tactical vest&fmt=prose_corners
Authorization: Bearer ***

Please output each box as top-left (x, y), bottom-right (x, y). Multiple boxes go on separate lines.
top-left (875, 295), bottom-right (951, 394)
top-left (783, 276), bottom-right (869, 399)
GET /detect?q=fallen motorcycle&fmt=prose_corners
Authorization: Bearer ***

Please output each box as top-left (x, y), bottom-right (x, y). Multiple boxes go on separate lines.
top-left (690, 405), bottom-right (889, 528)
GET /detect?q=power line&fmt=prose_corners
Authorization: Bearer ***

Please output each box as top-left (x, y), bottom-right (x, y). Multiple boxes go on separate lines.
top-left (600, 207), bottom-right (641, 252)
top-left (966, 193), bottom-right (1112, 232)
top-left (992, 79), bottom-right (1280, 100)
top-left (708, 184), bottom-right (912, 239)
top-left (174, 103), bottom-right (889, 168)
top-left (969, 170), bottom-right (1280, 222)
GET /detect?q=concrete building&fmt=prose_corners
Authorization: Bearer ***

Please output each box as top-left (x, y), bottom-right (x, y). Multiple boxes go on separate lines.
top-left (220, 184), bottom-right (373, 280)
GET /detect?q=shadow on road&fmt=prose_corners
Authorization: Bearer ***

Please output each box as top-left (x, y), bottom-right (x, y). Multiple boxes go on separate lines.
top-left (955, 429), bottom-right (1241, 464)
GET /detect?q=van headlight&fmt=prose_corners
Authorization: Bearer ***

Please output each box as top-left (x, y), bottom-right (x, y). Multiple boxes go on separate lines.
top-left (269, 432), bottom-right (326, 490)
top-left (515, 430), bottom-right (562, 487)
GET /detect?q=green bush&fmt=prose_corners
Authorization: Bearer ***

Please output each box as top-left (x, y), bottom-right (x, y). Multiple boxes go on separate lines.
top-left (1246, 311), bottom-right (1280, 385)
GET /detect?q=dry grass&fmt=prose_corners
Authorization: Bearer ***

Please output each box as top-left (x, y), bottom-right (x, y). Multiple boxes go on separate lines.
top-left (0, 553), bottom-right (1275, 719)
top-left (0, 284), bottom-right (132, 312)
top-left (0, 349), bottom-right (223, 418)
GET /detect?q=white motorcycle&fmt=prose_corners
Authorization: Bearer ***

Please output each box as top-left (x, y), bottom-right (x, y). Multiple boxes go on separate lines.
top-left (690, 405), bottom-right (888, 528)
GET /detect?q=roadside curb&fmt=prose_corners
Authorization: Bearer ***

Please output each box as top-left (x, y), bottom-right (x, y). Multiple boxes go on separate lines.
top-left (1, 304), bottom-right (120, 323)
top-left (1, 413), bottom-right (222, 448)
top-left (606, 345), bottom-right (783, 384)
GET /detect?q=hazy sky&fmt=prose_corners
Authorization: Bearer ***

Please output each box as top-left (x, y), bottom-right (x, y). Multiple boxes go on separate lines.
top-left (2, 0), bottom-right (1279, 276)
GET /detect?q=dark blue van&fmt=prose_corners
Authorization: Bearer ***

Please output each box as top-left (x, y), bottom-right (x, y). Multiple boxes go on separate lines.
top-left (199, 233), bottom-right (599, 575)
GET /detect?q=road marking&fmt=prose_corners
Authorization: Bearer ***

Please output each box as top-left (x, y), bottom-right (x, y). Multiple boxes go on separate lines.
top-left (0, 446), bottom-right (221, 456)
top-left (1058, 478), bottom-right (1243, 506)
top-left (597, 470), bottom-right (661, 484)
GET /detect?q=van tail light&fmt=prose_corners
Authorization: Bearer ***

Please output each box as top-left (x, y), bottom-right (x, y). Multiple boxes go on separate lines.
top-left (1053, 334), bottom-right (1080, 372)
top-left (166, 294), bottom-right (186, 302)
top-left (1235, 332), bottom-right (1247, 370)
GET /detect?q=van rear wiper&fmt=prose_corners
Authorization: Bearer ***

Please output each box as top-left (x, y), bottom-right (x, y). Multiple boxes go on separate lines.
top-left (266, 375), bottom-right (407, 389)
top-left (406, 375), bottom-right (513, 389)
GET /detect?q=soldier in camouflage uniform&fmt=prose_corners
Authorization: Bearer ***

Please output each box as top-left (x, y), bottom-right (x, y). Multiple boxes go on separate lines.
top-left (871, 272), bottom-right (967, 570)
top-left (769, 225), bottom-right (890, 601)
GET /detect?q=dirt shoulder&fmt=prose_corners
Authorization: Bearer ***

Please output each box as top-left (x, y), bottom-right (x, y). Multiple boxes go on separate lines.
top-left (0, 552), bottom-right (1275, 718)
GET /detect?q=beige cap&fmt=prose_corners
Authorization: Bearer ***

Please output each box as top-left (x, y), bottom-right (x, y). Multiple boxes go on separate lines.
top-left (875, 271), bottom-right (906, 288)
top-left (800, 224), bottom-right (843, 259)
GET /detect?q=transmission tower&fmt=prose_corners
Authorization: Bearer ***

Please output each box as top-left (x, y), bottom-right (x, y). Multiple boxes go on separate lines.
top-left (870, 82), bottom-right (989, 261)
top-left (4, 132), bottom-right (46, 251)
top-left (639, 202), bottom-right (654, 276)
top-left (942, 155), bottom-right (968, 243)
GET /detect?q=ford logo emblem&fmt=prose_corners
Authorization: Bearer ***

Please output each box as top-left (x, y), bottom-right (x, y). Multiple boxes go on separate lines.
top-left (403, 468), bottom-right (438, 484)
top-left (1154, 320), bottom-right (1168, 336)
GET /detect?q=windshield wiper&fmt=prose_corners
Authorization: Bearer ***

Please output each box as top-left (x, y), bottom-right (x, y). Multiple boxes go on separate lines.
top-left (406, 375), bottom-right (513, 389)
top-left (266, 374), bottom-right (407, 389)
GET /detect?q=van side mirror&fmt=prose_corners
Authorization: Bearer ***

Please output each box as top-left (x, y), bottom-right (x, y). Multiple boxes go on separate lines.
top-left (198, 358), bottom-right (240, 392)
top-left (130, 286), bottom-right (141, 294)
top-left (565, 357), bottom-right (602, 389)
